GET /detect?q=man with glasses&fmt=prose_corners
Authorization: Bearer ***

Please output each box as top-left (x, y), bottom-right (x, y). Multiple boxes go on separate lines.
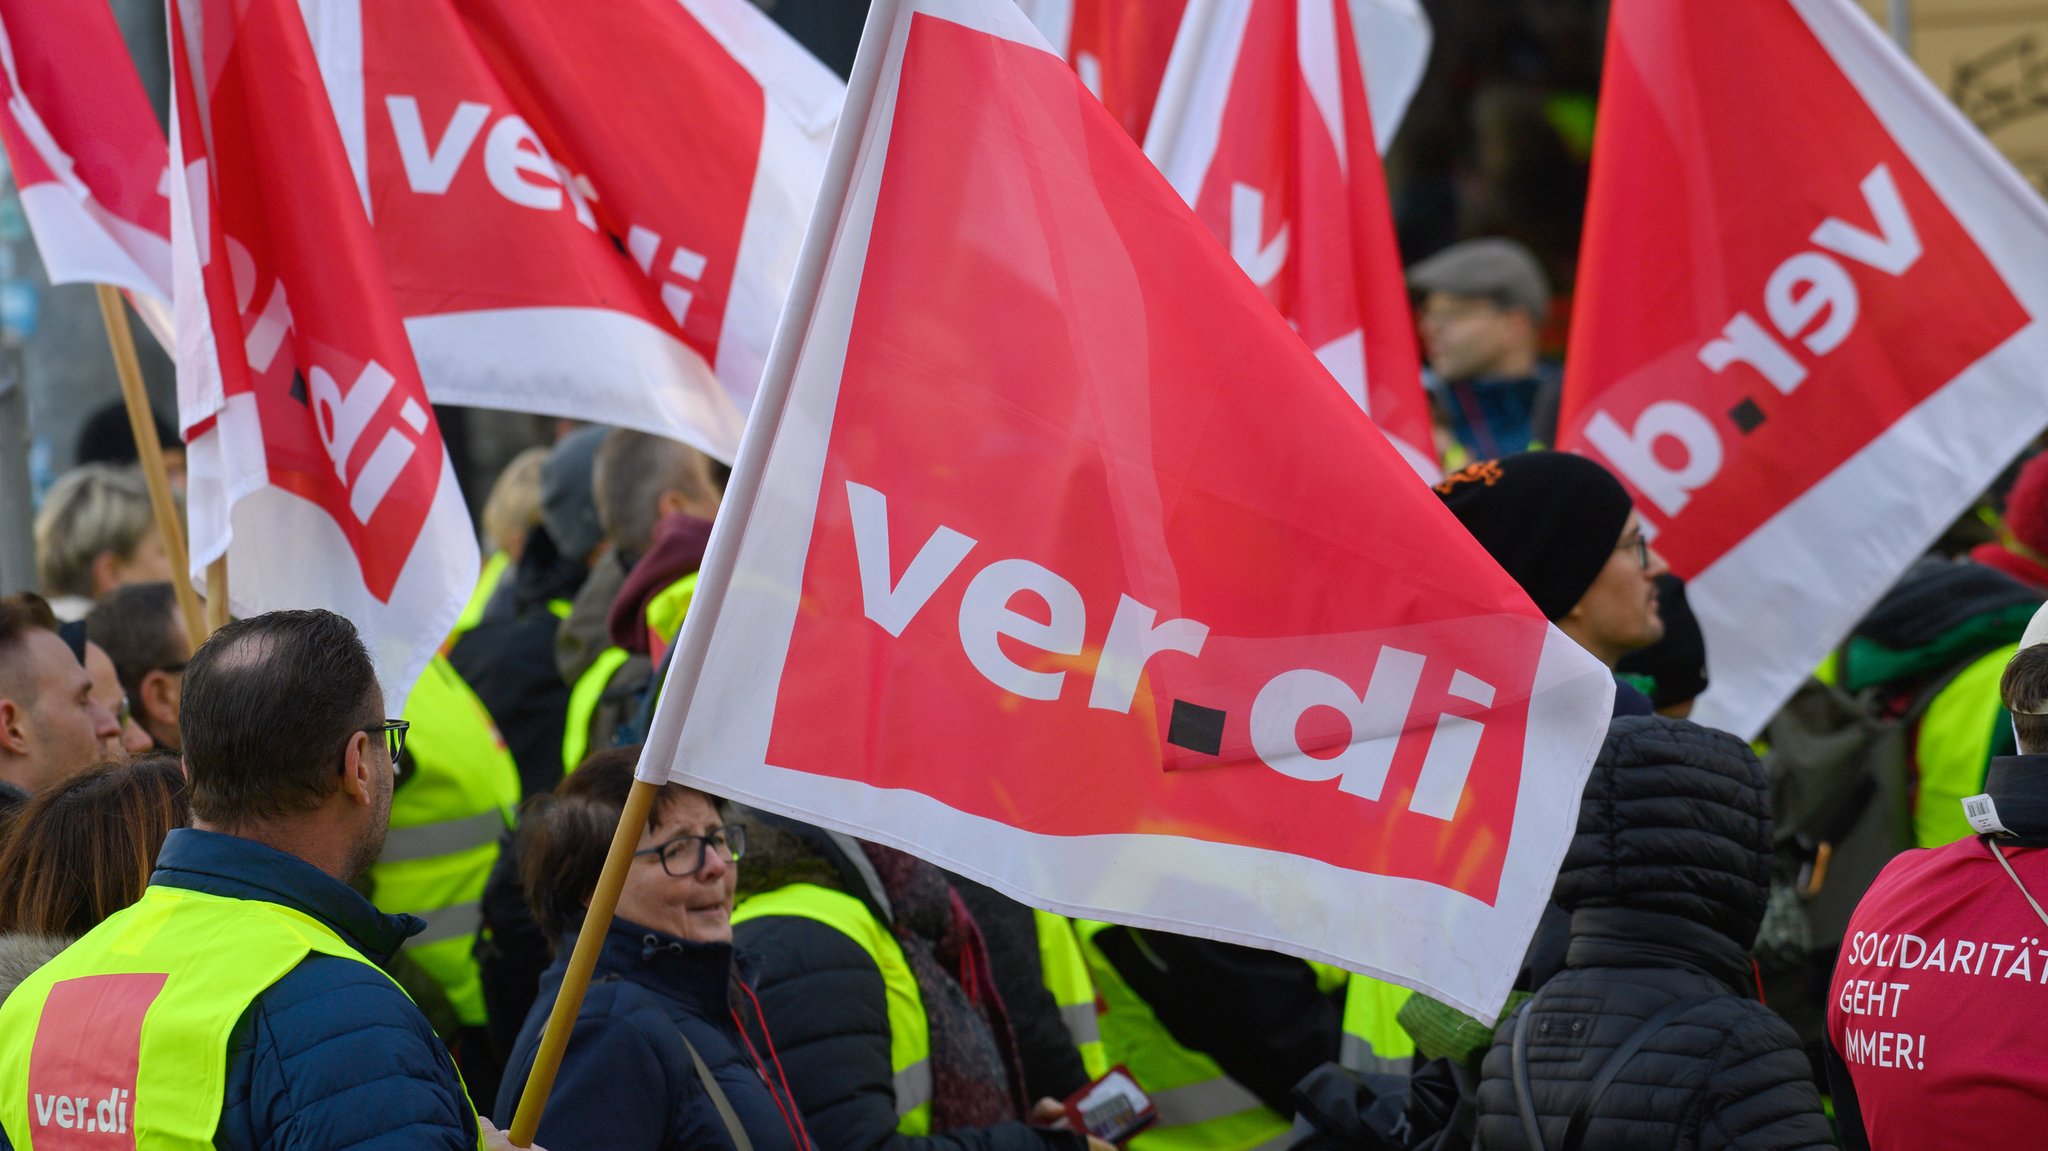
top-left (0, 609), bottom-right (538, 1151)
top-left (1436, 450), bottom-right (1669, 705)
top-left (89, 581), bottom-right (192, 753)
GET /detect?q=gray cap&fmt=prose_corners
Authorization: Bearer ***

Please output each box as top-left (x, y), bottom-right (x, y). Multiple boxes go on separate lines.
top-left (1407, 238), bottom-right (1551, 319)
top-left (540, 425), bottom-right (608, 560)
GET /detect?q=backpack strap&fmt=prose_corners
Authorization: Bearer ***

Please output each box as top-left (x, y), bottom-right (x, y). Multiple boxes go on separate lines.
top-left (1557, 996), bottom-right (1719, 1151)
top-left (677, 1029), bottom-right (755, 1151)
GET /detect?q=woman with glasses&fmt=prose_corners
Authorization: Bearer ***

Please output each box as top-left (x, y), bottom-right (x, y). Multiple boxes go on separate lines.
top-left (495, 749), bottom-right (812, 1151)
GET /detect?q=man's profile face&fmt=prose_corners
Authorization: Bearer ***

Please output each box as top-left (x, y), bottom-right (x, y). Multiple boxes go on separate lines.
top-left (7, 630), bottom-right (120, 791)
top-left (1418, 291), bottom-right (1527, 382)
top-left (1561, 511), bottom-right (1670, 667)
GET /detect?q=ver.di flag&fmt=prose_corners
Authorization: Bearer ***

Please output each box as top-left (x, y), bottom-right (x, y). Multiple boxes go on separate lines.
top-left (640, 0), bottom-right (1613, 1018)
top-left (1558, 0), bottom-right (2048, 737)
top-left (0, 0), bottom-right (173, 346)
top-left (343, 0), bottom-right (840, 461)
top-left (1145, 0), bottom-right (1438, 478)
top-left (1016, 0), bottom-right (1429, 151)
top-left (172, 0), bottom-right (475, 709)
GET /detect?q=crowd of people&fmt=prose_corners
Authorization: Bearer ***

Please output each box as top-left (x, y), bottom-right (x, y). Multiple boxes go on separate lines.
top-left (2, 241), bottom-right (2045, 1150)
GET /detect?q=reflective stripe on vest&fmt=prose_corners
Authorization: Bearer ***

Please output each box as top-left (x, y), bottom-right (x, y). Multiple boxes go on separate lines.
top-left (1074, 921), bottom-right (1292, 1151)
top-left (368, 655), bottom-right (518, 1027)
top-left (734, 884), bottom-right (934, 1134)
top-left (0, 886), bottom-right (485, 1149)
top-left (563, 646), bottom-right (633, 771)
top-left (1034, 910), bottom-right (1109, 1079)
top-left (1914, 643), bottom-right (2018, 848)
top-left (1339, 975), bottom-right (1417, 1076)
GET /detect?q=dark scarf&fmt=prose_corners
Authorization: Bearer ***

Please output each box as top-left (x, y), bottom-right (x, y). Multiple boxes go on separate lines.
top-left (859, 843), bottom-right (1030, 1129)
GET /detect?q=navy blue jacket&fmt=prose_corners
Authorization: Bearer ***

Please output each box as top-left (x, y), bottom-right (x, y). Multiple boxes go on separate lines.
top-left (0, 829), bottom-right (481, 1151)
top-left (495, 919), bottom-right (806, 1151)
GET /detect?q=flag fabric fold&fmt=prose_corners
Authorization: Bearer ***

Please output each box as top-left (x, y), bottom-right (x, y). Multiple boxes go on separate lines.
top-left (0, 0), bottom-right (174, 345)
top-left (172, 0), bottom-right (475, 710)
top-left (1145, 0), bottom-right (1438, 478)
top-left (641, 0), bottom-right (1612, 1019)
top-left (1559, 0), bottom-right (2048, 737)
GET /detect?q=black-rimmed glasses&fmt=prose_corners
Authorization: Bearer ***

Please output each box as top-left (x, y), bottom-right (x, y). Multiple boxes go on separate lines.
top-left (634, 824), bottom-right (746, 878)
top-left (1617, 532), bottom-right (1650, 570)
top-left (363, 719), bottom-right (410, 766)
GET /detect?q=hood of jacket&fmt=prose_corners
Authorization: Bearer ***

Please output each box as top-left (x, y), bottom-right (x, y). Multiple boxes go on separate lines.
top-left (0, 933), bottom-right (70, 998)
top-left (1555, 716), bottom-right (1773, 958)
top-left (1844, 556), bottom-right (2040, 690)
top-left (730, 807), bottom-right (895, 927)
top-left (606, 513), bottom-right (713, 654)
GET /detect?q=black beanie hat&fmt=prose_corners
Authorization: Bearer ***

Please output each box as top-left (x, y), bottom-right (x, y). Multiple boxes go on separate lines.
top-left (1616, 573), bottom-right (1707, 709)
top-left (1434, 451), bottom-right (1634, 620)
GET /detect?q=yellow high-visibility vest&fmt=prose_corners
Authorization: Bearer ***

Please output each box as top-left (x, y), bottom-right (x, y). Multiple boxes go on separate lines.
top-left (1034, 910), bottom-right (1109, 1078)
top-left (734, 883), bottom-right (934, 1134)
top-left (368, 655), bottom-right (518, 1027)
top-left (1074, 921), bottom-right (1292, 1151)
top-left (0, 885), bottom-right (483, 1148)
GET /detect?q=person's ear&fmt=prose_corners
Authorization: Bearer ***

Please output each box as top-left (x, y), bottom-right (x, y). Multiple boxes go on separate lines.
top-left (340, 729), bottom-right (375, 807)
top-left (0, 698), bottom-right (29, 756)
top-left (89, 550), bottom-right (125, 597)
top-left (139, 668), bottom-right (181, 730)
top-left (655, 489), bottom-right (689, 521)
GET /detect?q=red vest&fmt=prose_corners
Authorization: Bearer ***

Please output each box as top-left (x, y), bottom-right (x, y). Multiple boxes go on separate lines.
top-left (1828, 837), bottom-right (2048, 1147)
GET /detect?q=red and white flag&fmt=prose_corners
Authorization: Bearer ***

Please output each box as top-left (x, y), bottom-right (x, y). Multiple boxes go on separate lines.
top-left (1144, 0), bottom-right (1438, 478)
top-left (344, 0), bottom-right (840, 460)
top-left (172, 0), bottom-right (476, 709)
top-left (640, 0), bottom-right (1612, 1016)
top-left (1018, 0), bottom-right (1428, 150)
top-left (0, 0), bottom-right (173, 345)
top-left (1015, 0), bottom-right (1185, 142)
top-left (1558, 0), bottom-right (2048, 737)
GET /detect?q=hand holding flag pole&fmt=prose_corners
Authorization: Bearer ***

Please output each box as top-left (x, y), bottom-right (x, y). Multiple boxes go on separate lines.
top-left (94, 284), bottom-right (210, 650)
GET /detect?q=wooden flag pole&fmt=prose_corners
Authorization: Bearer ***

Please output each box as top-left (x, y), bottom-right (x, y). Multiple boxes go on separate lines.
top-left (205, 556), bottom-right (230, 633)
top-left (514, 0), bottom-right (903, 1138)
top-left (95, 285), bottom-right (208, 650)
top-left (508, 777), bottom-right (657, 1146)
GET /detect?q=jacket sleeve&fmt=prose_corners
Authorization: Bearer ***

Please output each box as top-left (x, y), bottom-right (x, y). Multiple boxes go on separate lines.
top-left (230, 955), bottom-right (479, 1151)
top-left (516, 994), bottom-right (688, 1151)
top-left (949, 876), bottom-right (1091, 1101)
top-left (736, 915), bottom-right (1085, 1151)
top-left (1094, 927), bottom-right (1341, 1114)
top-left (1699, 1005), bottom-right (1836, 1151)
top-left (1822, 1037), bottom-right (1871, 1151)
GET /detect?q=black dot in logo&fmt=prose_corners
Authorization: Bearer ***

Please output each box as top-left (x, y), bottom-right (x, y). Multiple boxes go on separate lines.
top-left (1167, 700), bottom-right (1226, 757)
top-left (1729, 398), bottom-right (1766, 434)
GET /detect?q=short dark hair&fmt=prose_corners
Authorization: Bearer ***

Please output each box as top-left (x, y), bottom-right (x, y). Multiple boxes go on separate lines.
top-left (0, 756), bottom-right (189, 937)
top-left (180, 609), bottom-right (381, 824)
top-left (88, 583), bottom-right (185, 702)
top-left (517, 745), bottom-right (722, 938)
top-left (2005, 643), bottom-right (2048, 755)
top-left (0, 593), bottom-right (61, 704)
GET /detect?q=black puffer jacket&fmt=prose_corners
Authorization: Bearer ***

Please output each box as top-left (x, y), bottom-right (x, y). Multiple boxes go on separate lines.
top-left (731, 815), bottom-right (1085, 1151)
top-left (1475, 717), bottom-right (1834, 1151)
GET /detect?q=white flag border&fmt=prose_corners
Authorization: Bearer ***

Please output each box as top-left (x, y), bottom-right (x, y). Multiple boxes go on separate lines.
top-left (1689, 0), bottom-right (2048, 736)
top-left (643, 0), bottom-right (1609, 1020)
